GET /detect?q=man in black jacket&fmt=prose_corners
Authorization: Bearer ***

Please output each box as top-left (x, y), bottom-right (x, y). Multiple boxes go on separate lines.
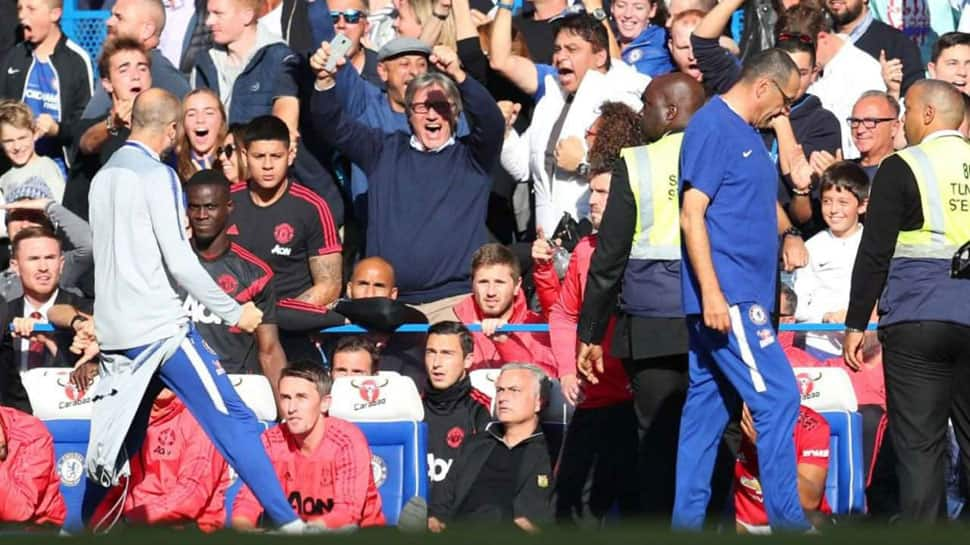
top-left (0, 0), bottom-right (93, 175)
top-left (428, 362), bottom-right (553, 533)
top-left (422, 321), bottom-right (491, 505)
top-left (0, 297), bottom-right (31, 413)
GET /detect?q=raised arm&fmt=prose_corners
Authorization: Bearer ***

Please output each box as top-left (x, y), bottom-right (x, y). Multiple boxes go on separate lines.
top-left (489, 5), bottom-right (539, 95)
top-left (309, 43), bottom-right (386, 174)
top-left (695, 0), bottom-right (744, 40)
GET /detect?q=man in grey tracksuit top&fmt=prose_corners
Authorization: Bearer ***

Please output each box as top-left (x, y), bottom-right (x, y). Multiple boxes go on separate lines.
top-left (78, 88), bottom-right (305, 533)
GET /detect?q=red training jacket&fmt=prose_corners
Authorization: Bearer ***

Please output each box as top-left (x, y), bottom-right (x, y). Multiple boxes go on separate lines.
top-left (0, 406), bottom-right (66, 526)
top-left (453, 290), bottom-right (558, 377)
top-left (95, 396), bottom-right (229, 532)
top-left (535, 235), bottom-right (632, 408)
top-left (232, 417), bottom-right (385, 529)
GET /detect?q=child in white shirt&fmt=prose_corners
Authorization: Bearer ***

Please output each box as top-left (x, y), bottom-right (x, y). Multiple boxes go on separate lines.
top-left (793, 161), bottom-right (870, 357)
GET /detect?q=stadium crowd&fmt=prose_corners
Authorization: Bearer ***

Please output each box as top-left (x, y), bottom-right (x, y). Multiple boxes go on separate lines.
top-left (0, 0), bottom-right (969, 534)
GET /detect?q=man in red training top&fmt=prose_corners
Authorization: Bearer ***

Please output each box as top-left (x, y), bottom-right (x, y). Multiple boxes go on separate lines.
top-left (735, 404), bottom-right (831, 534)
top-left (0, 405), bottom-right (66, 526)
top-left (232, 359), bottom-right (385, 530)
top-left (93, 389), bottom-right (229, 532)
top-left (532, 163), bottom-right (638, 523)
top-left (452, 243), bottom-right (556, 377)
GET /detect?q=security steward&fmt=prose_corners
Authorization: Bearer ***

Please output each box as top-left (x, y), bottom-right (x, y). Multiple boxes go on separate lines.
top-left (844, 79), bottom-right (970, 523)
top-left (576, 73), bottom-right (715, 516)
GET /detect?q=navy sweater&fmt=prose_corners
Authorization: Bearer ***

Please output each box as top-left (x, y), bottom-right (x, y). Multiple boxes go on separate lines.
top-left (312, 76), bottom-right (504, 303)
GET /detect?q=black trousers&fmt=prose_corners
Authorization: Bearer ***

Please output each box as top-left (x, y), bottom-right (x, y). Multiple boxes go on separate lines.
top-left (555, 402), bottom-right (639, 525)
top-left (880, 321), bottom-right (970, 523)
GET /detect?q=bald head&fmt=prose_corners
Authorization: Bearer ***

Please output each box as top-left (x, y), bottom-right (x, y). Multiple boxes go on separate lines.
top-left (641, 72), bottom-right (706, 141)
top-left (132, 88), bottom-right (179, 130)
top-left (109, 0), bottom-right (166, 46)
top-left (903, 79), bottom-right (966, 144)
top-left (348, 257), bottom-right (398, 299)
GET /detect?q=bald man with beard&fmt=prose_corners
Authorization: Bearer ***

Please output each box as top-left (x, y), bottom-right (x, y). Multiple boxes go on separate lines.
top-left (576, 73), bottom-right (724, 517)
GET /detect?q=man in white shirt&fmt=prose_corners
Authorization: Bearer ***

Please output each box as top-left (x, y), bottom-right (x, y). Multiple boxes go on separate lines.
top-left (805, 11), bottom-right (886, 159)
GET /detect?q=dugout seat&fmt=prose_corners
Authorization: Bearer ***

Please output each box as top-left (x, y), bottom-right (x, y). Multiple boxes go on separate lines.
top-left (468, 368), bottom-right (574, 463)
top-left (792, 367), bottom-right (865, 515)
top-left (23, 367), bottom-right (97, 530)
top-left (330, 374), bottom-right (428, 526)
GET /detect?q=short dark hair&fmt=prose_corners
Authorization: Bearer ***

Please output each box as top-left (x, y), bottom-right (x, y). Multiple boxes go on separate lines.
top-left (243, 115), bottom-right (289, 147)
top-left (428, 321), bottom-right (473, 358)
top-left (932, 32), bottom-right (970, 64)
top-left (819, 161), bottom-right (870, 204)
top-left (12, 226), bottom-right (61, 258)
top-left (281, 359), bottom-right (333, 396)
top-left (774, 32), bottom-right (816, 68)
top-left (97, 37), bottom-right (150, 79)
top-left (776, 4), bottom-right (834, 38)
top-left (471, 242), bottom-right (521, 281)
top-left (333, 336), bottom-right (380, 373)
top-left (185, 169), bottom-right (231, 191)
top-left (553, 14), bottom-right (611, 71)
top-left (738, 47), bottom-right (800, 87)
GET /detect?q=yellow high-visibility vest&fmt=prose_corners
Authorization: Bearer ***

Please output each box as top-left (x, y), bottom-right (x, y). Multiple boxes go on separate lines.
top-left (621, 132), bottom-right (683, 261)
top-left (893, 135), bottom-right (970, 259)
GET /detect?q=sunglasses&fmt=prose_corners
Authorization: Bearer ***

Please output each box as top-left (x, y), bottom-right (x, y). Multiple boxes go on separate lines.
top-left (218, 143), bottom-right (234, 159)
top-left (331, 9), bottom-right (365, 24)
top-left (410, 101), bottom-right (454, 114)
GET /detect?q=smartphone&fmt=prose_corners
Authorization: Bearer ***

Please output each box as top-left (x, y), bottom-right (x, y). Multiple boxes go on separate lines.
top-left (325, 33), bottom-right (353, 72)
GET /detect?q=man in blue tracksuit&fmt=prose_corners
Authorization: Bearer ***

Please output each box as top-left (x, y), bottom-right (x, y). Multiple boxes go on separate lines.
top-left (675, 48), bottom-right (810, 532)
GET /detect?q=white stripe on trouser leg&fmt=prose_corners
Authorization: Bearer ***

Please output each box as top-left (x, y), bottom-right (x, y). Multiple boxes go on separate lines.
top-left (180, 339), bottom-right (229, 414)
top-left (727, 305), bottom-right (767, 393)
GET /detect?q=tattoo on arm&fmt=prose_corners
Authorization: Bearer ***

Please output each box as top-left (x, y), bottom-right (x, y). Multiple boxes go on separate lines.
top-left (296, 254), bottom-right (342, 304)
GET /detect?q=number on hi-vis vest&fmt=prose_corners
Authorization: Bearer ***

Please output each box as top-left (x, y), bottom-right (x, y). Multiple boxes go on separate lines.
top-left (667, 174), bottom-right (677, 201)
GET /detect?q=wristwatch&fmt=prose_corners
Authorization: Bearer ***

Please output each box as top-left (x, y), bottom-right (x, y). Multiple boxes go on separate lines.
top-left (590, 7), bottom-right (608, 21)
top-left (783, 225), bottom-right (802, 239)
top-left (577, 161), bottom-right (590, 177)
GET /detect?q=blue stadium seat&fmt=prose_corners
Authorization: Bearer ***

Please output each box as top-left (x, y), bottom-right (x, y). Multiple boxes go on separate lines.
top-left (792, 367), bottom-right (866, 515)
top-left (356, 421), bottom-right (429, 526)
top-left (330, 373), bottom-right (429, 526)
top-left (820, 411), bottom-right (866, 515)
top-left (46, 419), bottom-right (90, 530)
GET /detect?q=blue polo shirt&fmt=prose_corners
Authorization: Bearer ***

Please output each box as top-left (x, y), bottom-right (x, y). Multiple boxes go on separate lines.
top-left (679, 96), bottom-right (779, 315)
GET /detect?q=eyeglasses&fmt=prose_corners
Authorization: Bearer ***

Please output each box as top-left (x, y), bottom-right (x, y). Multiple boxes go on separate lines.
top-left (410, 101), bottom-right (454, 114)
top-left (847, 117), bottom-right (896, 129)
top-left (776, 32), bottom-right (814, 45)
top-left (331, 9), bottom-right (365, 24)
top-left (769, 79), bottom-right (795, 109)
top-left (218, 143), bottom-right (234, 159)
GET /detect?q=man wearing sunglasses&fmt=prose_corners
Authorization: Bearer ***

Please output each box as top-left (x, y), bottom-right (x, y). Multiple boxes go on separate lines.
top-left (311, 43), bottom-right (504, 320)
top-left (326, 0), bottom-right (382, 86)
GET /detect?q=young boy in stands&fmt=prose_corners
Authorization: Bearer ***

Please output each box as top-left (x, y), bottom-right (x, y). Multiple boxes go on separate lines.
top-left (232, 360), bottom-right (385, 530)
top-left (1, 0), bottom-right (93, 176)
top-left (792, 161), bottom-right (869, 359)
top-left (452, 243), bottom-right (556, 377)
top-left (0, 100), bottom-right (65, 210)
